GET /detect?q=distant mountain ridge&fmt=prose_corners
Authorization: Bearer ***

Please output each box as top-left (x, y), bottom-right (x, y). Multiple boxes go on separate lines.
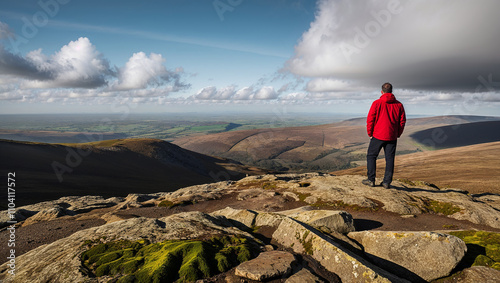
top-left (0, 138), bottom-right (265, 209)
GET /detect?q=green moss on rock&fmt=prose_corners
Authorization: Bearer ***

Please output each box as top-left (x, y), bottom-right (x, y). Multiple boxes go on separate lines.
top-left (262, 182), bottom-right (277, 190)
top-left (449, 230), bottom-right (500, 271)
top-left (423, 199), bottom-right (461, 215)
top-left (81, 235), bottom-right (258, 282)
top-left (158, 200), bottom-right (175, 208)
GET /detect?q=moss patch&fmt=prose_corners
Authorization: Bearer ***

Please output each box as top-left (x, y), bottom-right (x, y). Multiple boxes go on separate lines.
top-left (449, 230), bottom-right (500, 271)
top-left (157, 200), bottom-right (175, 208)
top-left (262, 182), bottom-right (277, 190)
top-left (295, 192), bottom-right (312, 202)
top-left (157, 200), bottom-right (194, 208)
top-left (422, 199), bottom-right (461, 215)
top-left (81, 235), bottom-right (258, 282)
top-left (311, 199), bottom-right (380, 212)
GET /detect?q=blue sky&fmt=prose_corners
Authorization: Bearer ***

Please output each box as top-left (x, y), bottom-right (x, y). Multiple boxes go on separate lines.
top-left (1, 0), bottom-right (500, 116)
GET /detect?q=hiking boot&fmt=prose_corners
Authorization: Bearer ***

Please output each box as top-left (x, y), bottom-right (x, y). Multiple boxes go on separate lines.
top-left (362, 179), bottom-right (375, 187)
top-left (381, 182), bottom-right (391, 189)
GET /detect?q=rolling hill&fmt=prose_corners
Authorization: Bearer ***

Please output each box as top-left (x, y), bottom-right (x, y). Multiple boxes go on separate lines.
top-left (173, 115), bottom-right (500, 172)
top-left (0, 138), bottom-right (266, 209)
top-left (334, 141), bottom-right (500, 195)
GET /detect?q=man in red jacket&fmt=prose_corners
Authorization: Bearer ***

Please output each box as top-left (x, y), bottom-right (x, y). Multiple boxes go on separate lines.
top-left (363, 82), bottom-right (406, 188)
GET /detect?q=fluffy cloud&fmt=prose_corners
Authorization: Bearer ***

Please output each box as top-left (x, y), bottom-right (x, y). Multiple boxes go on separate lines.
top-left (114, 52), bottom-right (184, 91)
top-left (192, 85), bottom-right (236, 100)
top-left (0, 45), bottom-right (53, 81)
top-left (192, 85), bottom-right (278, 101)
top-left (0, 34), bottom-right (189, 102)
top-left (1, 37), bottom-right (112, 88)
top-left (286, 0), bottom-right (500, 93)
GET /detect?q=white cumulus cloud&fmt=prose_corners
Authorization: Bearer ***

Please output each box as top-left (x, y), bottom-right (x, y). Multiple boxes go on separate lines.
top-left (0, 31), bottom-right (189, 103)
top-left (114, 52), bottom-right (179, 90)
top-left (191, 85), bottom-right (279, 101)
top-left (2, 37), bottom-right (112, 88)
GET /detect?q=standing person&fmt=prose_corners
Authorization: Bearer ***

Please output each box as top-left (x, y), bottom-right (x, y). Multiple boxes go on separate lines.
top-left (362, 82), bottom-right (406, 188)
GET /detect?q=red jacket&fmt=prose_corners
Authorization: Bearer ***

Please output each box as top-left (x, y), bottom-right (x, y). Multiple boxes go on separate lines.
top-left (367, 93), bottom-right (406, 141)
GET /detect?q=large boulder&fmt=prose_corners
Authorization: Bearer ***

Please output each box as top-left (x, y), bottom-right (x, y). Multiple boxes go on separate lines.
top-left (235, 251), bottom-right (296, 281)
top-left (113, 193), bottom-right (157, 210)
top-left (288, 174), bottom-right (500, 229)
top-left (22, 206), bottom-right (75, 226)
top-left (0, 195), bottom-right (123, 228)
top-left (212, 207), bottom-right (258, 228)
top-left (0, 211), bottom-right (258, 283)
top-left (348, 231), bottom-right (467, 281)
top-left (272, 217), bottom-right (409, 283)
top-left (278, 206), bottom-right (355, 234)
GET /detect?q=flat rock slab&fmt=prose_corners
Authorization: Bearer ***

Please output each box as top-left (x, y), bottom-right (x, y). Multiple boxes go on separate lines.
top-left (279, 206), bottom-right (355, 234)
top-left (348, 231), bottom-right (467, 281)
top-left (285, 268), bottom-right (325, 283)
top-left (272, 217), bottom-right (409, 283)
top-left (212, 207), bottom-right (257, 228)
top-left (457, 266), bottom-right (500, 283)
top-left (235, 251), bottom-right (296, 281)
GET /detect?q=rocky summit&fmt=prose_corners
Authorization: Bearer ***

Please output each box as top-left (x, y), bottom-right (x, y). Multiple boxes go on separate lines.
top-left (1, 173), bottom-right (500, 282)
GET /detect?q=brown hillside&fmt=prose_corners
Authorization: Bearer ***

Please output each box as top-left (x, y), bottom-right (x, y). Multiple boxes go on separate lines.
top-left (334, 141), bottom-right (500, 195)
top-left (0, 138), bottom-right (265, 209)
top-left (173, 115), bottom-right (499, 172)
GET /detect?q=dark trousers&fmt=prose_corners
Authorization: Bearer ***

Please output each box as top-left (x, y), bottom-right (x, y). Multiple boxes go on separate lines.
top-left (367, 137), bottom-right (397, 184)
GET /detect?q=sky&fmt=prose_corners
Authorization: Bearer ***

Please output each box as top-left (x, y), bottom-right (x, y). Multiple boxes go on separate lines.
top-left (0, 0), bottom-right (500, 116)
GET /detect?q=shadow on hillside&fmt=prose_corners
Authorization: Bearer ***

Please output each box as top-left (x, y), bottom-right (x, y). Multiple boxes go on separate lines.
top-left (410, 121), bottom-right (500, 149)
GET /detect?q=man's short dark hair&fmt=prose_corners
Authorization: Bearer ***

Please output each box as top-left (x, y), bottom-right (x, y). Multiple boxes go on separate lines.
top-left (382, 82), bottom-right (392, 93)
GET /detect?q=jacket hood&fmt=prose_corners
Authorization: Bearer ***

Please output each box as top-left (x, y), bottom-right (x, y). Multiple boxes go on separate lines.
top-left (380, 92), bottom-right (397, 103)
